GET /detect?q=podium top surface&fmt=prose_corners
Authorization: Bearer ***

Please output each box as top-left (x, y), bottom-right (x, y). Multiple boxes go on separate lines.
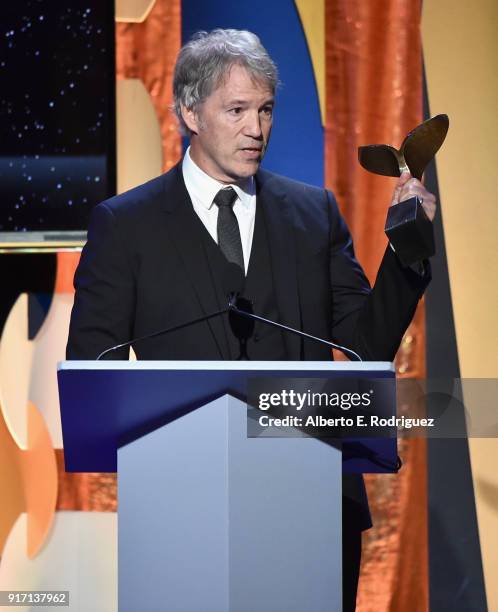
top-left (58, 360), bottom-right (394, 372)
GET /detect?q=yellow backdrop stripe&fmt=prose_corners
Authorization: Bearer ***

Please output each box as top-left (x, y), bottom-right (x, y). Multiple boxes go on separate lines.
top-left (294, 0), bottom-right (325, 126)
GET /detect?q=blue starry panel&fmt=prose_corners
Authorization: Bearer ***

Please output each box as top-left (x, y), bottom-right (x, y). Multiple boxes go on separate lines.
top-left (0, 1), bottom-right (115, 238)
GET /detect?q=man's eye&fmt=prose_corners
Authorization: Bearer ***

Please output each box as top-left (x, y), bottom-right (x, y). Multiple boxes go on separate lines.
top-left (261, 106), bottom-right (273, 116)
top-left (229, 107), bottom-right (242, 115)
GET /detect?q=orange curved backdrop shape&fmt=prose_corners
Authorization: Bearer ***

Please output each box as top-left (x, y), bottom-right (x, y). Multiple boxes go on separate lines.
top-left (0, 401), bottom-right (57, 559)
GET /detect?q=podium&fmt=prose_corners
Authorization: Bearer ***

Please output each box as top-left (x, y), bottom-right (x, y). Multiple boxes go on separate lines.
top-left (58, 360), bottom-right (395, 612)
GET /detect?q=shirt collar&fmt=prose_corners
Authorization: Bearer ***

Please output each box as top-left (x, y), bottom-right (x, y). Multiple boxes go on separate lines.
top-left (182, 147), bottom-right (254, 210)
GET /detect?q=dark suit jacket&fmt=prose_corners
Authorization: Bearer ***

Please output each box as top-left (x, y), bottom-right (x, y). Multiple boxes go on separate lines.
top-left (67, 163), bottom-right (429, 362)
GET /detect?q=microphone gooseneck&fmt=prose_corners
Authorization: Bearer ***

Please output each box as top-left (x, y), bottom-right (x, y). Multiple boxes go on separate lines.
top-left (229, 298), bottom-right (362, 362)
top-left (96, 307), bottom-right (228, 360)
top-left (97, 285), bottom-right (362, 362)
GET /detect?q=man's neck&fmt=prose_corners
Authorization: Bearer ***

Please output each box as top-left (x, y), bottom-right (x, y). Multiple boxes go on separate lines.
top-left (186, 147), bottom-right (253, 192)
top-left (188, 145), bottom-right (253, 187)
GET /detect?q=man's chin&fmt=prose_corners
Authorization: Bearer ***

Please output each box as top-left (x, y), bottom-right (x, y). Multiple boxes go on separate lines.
top-left (223, 161), bottom-right (260, 182)
top-left (238, 159), bottom-right (261, 176)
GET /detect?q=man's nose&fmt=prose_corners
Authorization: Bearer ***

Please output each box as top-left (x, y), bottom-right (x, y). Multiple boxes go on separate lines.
top-left (243, 111), bottom-right (263, 138)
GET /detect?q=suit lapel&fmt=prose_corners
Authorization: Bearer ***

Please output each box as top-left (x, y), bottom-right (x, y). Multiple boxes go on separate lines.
top-left (161, 165), bottom-right (230, 359)
top-left (256, 170), bottom-right (302, 360)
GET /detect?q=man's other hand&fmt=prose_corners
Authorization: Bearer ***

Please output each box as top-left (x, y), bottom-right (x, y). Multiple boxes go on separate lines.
top-left (390, 171), bottom-right (437, 221)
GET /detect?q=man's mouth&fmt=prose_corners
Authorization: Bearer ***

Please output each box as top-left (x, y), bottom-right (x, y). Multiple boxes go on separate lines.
top-left (240, 147), bottom-right (263, 160)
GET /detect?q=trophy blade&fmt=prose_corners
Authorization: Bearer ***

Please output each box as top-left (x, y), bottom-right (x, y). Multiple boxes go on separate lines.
top-left (401, 114), bottom-right (449, 180)
top-left (358, 145), bottom-right (401, 177)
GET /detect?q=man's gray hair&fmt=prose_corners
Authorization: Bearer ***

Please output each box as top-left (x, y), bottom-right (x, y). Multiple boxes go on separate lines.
top-left (173, 29), bottom-right (278, 136)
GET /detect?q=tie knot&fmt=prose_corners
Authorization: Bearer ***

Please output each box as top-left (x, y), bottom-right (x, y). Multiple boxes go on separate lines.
top-left (213, 187), bottom-right (237, 209)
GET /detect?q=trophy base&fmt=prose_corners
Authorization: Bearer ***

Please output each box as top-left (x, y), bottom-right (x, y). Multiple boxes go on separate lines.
top-left (385, 196), bottom-right (435, 266)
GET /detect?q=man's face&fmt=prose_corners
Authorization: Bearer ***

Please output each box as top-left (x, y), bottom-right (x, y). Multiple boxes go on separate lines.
top-left (182, 64), bottom-right (274, 183)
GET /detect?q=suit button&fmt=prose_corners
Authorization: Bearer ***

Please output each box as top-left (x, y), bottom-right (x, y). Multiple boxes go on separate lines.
top-left (254, 334), bottom-right (260, 342)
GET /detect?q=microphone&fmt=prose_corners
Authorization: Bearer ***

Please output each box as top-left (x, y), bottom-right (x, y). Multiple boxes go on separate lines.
top-left (220, 264), bottom-right (361, 360)
top-left (97, 265), bottom-right (247, 360)
top-left (97, 262), bottom-right (362, 362)
top-left (229, 298), bottom-right (362, 362)
top-left (96, 306), bottom-right (229, 360)
top-left (222, 263), bottom-right (254, 360)
top-left (228, 296), bottom-right (255, 360)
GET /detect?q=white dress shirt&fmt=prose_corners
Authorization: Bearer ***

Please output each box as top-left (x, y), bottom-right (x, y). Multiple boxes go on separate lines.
top-left (182, 147), bottom-right (256, 274)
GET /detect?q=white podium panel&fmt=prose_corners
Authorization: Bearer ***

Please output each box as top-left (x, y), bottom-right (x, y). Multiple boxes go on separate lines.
top-left (118, 395), bottom-right (342, 612)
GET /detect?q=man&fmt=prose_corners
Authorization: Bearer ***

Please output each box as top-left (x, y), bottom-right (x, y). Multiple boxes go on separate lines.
top-left (67, 29), bottom-right (435, 611)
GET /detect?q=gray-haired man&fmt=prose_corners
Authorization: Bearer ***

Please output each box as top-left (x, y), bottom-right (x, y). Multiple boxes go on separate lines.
top-left (68, 29), bottom-right (435, 611)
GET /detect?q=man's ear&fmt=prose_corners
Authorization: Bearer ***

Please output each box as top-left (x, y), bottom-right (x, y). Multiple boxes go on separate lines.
top-left (180, 104), bottom-right (200, 135)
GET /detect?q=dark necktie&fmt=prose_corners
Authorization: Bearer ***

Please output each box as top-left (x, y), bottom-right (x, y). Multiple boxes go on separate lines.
top-left (213, 187), bottom-right (244, 272)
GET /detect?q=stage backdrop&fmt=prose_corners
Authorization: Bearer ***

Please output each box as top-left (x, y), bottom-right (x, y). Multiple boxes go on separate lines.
top-left (1, 1), bottom-right (495, 611)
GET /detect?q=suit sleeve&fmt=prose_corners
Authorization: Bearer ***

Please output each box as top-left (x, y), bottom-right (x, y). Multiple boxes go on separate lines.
top-left (326, 190), bottom-right (430, 361)
top-left (66, 203), bottom-right (135, 360)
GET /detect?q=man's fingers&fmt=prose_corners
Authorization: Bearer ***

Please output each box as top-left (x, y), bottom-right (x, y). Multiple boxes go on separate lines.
top-left (399, 184), bottom-right (430, 202)
top-left (400, 184), bottom-right (437, 222)
top-left (391, 171), bottom-right (412, 205)
top-left (390, 174), bottom-right (437, 221)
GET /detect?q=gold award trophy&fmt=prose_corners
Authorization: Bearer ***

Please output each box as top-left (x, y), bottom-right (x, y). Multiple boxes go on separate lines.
top-left (358, 114), bottom-right (449, 266)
